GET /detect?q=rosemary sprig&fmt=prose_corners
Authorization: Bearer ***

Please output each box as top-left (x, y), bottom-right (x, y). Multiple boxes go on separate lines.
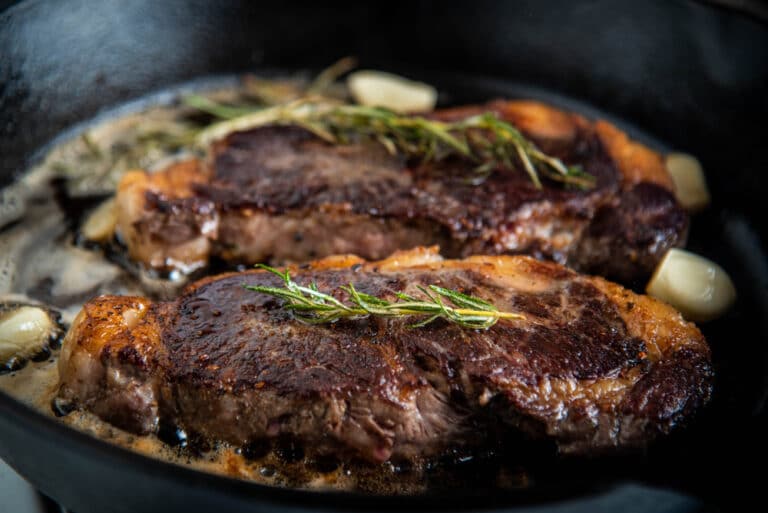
top-left (244, 264), bottom-right (524, 329)
top-left (194, 100), bottom-right (594, 189)
top-left (182, 95), bottom-right (259, 120)
top-left (306, 56), bottom-right (358, 95)
top-left (184, 57), bottom-right (357, 120)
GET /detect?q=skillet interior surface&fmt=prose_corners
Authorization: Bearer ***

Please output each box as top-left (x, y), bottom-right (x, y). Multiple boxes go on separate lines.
top-left (1, 1), bottom-right (767, 511)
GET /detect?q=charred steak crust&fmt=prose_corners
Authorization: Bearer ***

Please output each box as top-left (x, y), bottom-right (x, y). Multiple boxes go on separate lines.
top-left (57, 248), bottom-right (712, 463)
top-left (115, 100), bottom-right (687, 282)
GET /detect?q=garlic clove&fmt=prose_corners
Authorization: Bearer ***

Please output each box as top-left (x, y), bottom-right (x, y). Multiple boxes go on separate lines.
top-left (347, 71), bottom-right (437, 113)
top-left (646, 249), bottom-right (736, 322)
top-left (81, 197), bottom-right (117, 242)
top-left (0, 306), bottom-right (62, 369)
top-left (665, 153), bottom-right (711, 212)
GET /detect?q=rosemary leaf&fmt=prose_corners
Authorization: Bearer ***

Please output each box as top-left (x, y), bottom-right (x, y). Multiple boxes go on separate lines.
top-left (182, 95), bottom-right (260, 120)
top-left (244, 264), bottom-right (524, 330)
top-left (193, 98), bottom-right (594, 190)
top-left (306, 56), bottom-right (358, 95)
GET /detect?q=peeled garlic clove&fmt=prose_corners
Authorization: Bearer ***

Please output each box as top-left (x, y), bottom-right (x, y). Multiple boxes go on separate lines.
top-left (646, 249), bottom-right (736, 322)
top-left (81, 197), bottom-right (117, 242)
top-left (0, 306), bottom-right (63, 369)
top-left (665, 153), bottom-right (711, 212)
top-left (347, 70), bottom-right (437, 113)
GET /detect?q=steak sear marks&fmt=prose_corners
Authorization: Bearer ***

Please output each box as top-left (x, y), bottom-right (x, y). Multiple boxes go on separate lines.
top-left (115, 100), bottom-right (687, 282)
top-left (57, 248), bottom-right (711, 463)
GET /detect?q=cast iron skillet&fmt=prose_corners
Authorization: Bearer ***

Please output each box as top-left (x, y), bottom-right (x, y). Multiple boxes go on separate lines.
top-left (1, 1), bottom-right (767, 511)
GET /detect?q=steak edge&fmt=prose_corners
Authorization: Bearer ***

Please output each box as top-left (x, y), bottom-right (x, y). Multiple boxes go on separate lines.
top-left (57, 247), bottom-right (712, 463)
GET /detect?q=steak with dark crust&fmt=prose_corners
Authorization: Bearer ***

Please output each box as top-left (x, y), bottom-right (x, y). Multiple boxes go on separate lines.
top-left (57, 247), bottom-right (712, 463)
top-left (114, 100), bottom-right (687, 283)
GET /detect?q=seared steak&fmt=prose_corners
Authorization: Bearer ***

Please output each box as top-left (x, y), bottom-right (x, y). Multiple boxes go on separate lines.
top-left (115, 100), bottom-right (687, 283)
top-left (57, 247), bottom-right (712, 463)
